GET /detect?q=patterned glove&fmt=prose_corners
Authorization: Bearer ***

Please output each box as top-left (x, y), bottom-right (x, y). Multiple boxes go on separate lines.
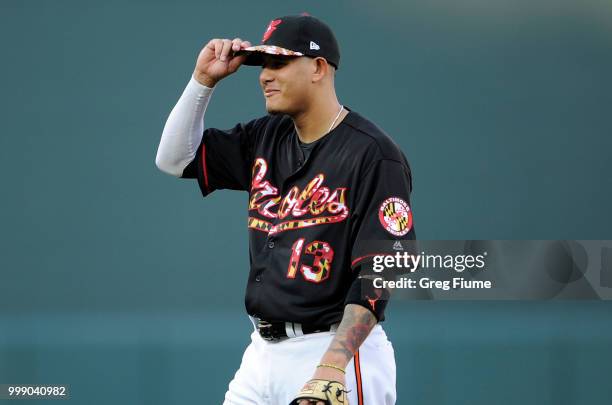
top-left (289, 379), bottom-right (349, 405)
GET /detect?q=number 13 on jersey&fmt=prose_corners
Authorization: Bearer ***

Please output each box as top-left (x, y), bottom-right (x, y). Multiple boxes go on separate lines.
top-left (287, 238), bottom-right (334, 283)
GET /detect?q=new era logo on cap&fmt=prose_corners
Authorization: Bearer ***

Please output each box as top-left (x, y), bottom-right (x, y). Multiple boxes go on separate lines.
top-left (309, 41), bottom-right (320, 50)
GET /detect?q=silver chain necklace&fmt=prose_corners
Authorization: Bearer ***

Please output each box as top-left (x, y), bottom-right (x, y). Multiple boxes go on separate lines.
top-left (327, 104), bottom-right (344, 133)
top-left (297, 105), bottom-right (344, 161)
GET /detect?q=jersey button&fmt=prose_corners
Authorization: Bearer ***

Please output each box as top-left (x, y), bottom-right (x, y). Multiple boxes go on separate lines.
top-left (255, 276), bottom-right (262, 282)
top-left (268, 241), bottom-right (275, 249)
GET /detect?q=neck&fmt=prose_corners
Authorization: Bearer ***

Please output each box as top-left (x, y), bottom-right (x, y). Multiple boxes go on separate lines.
top-left (292, 93), bottom-right (345, 143)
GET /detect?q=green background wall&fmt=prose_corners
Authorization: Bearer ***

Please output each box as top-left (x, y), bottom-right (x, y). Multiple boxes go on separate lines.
top-left (1, 0), bottom-right (611, 404)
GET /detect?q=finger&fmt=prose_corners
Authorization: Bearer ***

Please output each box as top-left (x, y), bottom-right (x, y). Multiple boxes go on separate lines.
top-left (212, 39), bottom-right (223, 60)
top-left (205, 38), bottom-right (216, 50)
top-left (231, 37), bottom-right (242, 52)
top-left (220, 39), bottom-right (232, 61)
top-left (241, 40), bottom-right (252, 49)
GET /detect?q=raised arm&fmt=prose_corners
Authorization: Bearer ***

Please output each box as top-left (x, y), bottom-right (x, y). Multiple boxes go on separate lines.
top-left (155, 38), bottom-right (251, 176)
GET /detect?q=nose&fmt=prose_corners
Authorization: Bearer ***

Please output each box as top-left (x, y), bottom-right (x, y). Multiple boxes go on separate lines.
top-left (259, 67), bottom-right (274, 88)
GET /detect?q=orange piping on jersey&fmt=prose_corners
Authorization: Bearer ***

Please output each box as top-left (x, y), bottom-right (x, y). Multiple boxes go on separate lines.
top-left (201, 143), bottom-right (210, 193)
top-left (354, 350), bottom-right (364, 405)
top-left (351, 253), bottom-right (393, 268)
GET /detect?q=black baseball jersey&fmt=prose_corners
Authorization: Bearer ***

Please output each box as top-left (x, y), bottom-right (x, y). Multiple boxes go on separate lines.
top-left (182, 107), bottom-right (415, 325)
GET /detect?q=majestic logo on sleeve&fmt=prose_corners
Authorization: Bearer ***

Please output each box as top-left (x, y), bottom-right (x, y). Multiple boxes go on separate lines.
top-left (248, 158), bottom-right (349, 235)
top-left (262, 19), bottom-right (282, 42)
top-left (378, 197), bottom-right (413, 236)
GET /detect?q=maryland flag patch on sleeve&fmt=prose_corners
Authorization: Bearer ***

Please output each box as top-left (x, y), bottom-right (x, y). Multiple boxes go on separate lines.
top-left (378, 197), bottom-right (413, 236)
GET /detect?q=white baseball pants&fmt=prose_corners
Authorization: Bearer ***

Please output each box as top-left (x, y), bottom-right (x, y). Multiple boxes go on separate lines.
top-left (223, 322), bottom-right (396, 405)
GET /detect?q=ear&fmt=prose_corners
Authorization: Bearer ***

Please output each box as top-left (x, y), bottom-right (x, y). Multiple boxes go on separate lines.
top-left (311, 57), bottom-right (329, 83)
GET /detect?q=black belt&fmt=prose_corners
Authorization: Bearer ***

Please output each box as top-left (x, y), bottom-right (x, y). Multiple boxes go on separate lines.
top-left (254, 319), bottom-right (339, 342)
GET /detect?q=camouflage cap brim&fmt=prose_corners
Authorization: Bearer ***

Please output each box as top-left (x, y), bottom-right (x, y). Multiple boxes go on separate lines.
top-left (235, 45), bottom-right (304, 66)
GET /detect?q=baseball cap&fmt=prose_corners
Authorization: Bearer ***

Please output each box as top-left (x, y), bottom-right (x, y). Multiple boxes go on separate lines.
top-left (236, 14), bottom-right (341, 69)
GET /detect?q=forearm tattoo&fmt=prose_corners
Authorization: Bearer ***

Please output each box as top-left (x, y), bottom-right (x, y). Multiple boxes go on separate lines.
top-left (327, 304), bottom-right (377, 363)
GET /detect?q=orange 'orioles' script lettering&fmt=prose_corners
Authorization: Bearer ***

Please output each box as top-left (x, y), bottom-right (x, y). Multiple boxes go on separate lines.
top-left (248, 158), bottom-right (349, 235)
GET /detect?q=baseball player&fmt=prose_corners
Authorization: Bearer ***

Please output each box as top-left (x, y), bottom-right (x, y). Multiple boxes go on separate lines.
top-left (156, 14), bottom-right (415, 405)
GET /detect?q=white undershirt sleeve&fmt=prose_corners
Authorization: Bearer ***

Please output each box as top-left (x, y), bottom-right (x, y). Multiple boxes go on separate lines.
top-left (155, 76), bottom-right (215, 177)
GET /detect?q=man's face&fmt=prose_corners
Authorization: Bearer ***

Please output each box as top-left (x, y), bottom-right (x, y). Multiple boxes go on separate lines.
top-left (259, 55), bottom-right (313, 115)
